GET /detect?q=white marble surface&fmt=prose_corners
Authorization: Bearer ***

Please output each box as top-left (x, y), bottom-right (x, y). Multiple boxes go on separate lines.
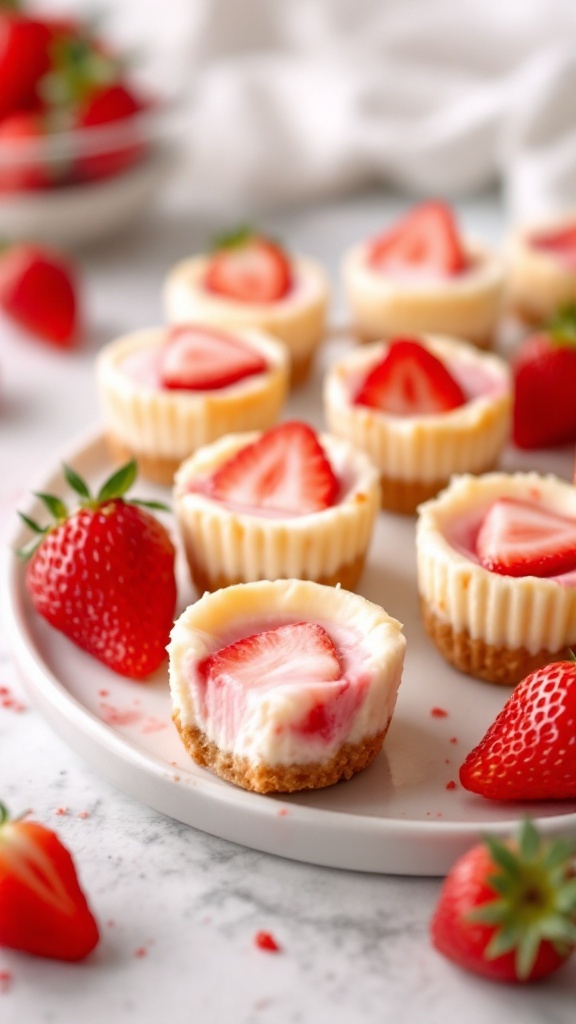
top-left (1, 190), bottom-right (575, 1022)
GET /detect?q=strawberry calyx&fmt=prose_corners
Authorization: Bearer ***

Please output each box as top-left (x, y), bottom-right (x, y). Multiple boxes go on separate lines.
top-left (469, 820), bottom-right (576, 979)
top-left (548, 304), bottom-right (576, 350)
top-left (211, 224), bottom-right (256, 252)
top-left (17, 460), bottom-right (169, 560)
top-left (39, 27), bottom-right (123, 116)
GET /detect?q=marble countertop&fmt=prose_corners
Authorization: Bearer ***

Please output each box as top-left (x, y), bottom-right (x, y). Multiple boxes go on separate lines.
top-left (1, 189), bottom-right (574, 1023)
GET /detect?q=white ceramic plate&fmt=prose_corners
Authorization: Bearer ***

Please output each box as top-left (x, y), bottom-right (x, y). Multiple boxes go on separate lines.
top-left (3, 424), bottom-right (576, 876)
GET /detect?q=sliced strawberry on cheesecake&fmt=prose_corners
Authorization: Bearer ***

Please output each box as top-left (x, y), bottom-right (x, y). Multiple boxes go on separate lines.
top-left (366, 201), bottom-right (469, 276)
top-left (476, 498), bottom-right (576, 578)
top-left (204, 228), bottom-right (293, 303)
top-left (530, 222), bottom-right (576, 268)
top-left (353, 337), bottom-right (466, 416)
top-left (206, 421), bottom-right (339, 514)
top-left (197, 621), bottom-right (344, 740)
top-left (159, 324), bottom-right (267, 391)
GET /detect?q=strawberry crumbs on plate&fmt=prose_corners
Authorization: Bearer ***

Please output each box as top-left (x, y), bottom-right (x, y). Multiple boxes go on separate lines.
top-left (254, 931), bottom-right (282, 953)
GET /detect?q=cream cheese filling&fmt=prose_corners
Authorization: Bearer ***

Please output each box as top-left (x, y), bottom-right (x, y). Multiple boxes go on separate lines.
top-left (417, 473), bottom-right (576, 653)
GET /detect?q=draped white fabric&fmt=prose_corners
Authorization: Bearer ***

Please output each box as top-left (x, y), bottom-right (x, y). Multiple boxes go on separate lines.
top-left (39, 0), bottom-right (576, 219)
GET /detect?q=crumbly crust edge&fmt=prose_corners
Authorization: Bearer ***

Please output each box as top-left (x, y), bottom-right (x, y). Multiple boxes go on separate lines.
top-left (173, 713), bottom-right (389, 793)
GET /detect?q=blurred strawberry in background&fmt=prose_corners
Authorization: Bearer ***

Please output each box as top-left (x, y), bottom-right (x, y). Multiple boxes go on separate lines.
top-left (0, 0), bottom-right (149, 192)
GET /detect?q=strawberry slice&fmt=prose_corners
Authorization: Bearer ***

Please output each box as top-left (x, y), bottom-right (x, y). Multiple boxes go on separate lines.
top-left (353, 338), bottom-right (466, 416)
top-left (530, 223), bottom-right (576, 268)
top-left (198, 621), bottom-right (343, 742)
top-left (476, 498), bottom-right (576, 578)
top-left (204, 228), bottom-right (292, 303)
top-left (201, 622), bottom-right (342, 695)
top-left (367, 201), bottom-right (469, 276)
top-left (0, 801), bottom-right (99, 961)
top-left (159, 324), bottom-right (267, 391)
top-left (207, 421), bottom-right (339, 515)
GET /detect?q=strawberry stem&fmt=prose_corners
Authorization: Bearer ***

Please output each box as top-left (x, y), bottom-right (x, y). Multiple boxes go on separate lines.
top-left (548, 304), bottom-right (576, 348)
top-left (469, 819), bottom-right (576, 979)
top-left (211, 225), bottom-right (255, 251)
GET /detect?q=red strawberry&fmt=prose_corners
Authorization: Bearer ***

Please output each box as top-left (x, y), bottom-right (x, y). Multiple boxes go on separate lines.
top-left (475, 498), bottom-right (576, 578)
top-left (0, 801), bottom-right (99, 961)
top-left (201, 622), bottom-right (342, 696)
top-left (512, 308), bottom-right (576, 449)
top-left (367, 201), bottom-right (469, 276)
top-left (0, 111), bottom-right (53, 192)
top-left (75, 82), bottom-right (147, 181)
top-left (19, 461), bottom-right (176, 680)
top-left (459, 659), bottom-right (576, 800)
top-left (159, 324), bottom-right (267, 391)
top-left (0, 243), bottom-right (79, 347)
top-left (206, 421), bottom-right (339, 515)
top-left (204, 228), bottom-right (292, 303)
top-left (531, 223), bottom-right (576, 268)
top-left (0, 12), bottom-right (52, 119)
top-left (431, 820), bottom-right (576, 982)
top-left (353, 337), bottom-right (466, 416)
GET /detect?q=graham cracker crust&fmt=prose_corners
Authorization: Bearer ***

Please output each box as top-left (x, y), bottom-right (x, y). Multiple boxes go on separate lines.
top-left (173, 714), bottom-right (388, 793)
top-left (380, 464), bottom-right (498, 516)
top-left (106, 434), bottom-right (182, 486)
top-left (185, 550), bottom-right (367, 596)
top-left (290, 350), bottom-right (315, 388)
top-left (421, 599), bottom-right (572, 686)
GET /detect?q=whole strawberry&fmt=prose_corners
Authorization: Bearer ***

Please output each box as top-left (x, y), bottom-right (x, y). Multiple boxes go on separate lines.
top-left (0, 243), bottom-right (79, 346)
top-left (460, 658), bottom-right (576, 801)
top-left (431, 820), bottom-right (576, 982)
top-left (19, 461), bottom-right (176, 680)
top-left (512, 305), bottom-right (576, 449)
top-left (0, 801), bottom-right (99, 961)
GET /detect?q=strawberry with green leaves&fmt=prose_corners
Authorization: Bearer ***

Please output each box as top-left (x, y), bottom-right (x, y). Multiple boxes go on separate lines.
top-left (0, 802), bottom-right (99, 961)
top-left (19, 460), bottom-right (177, 680)
top-left (431, 819), bottom-right (576, 982)
top-left (512, 305), bottom-right (576, 449)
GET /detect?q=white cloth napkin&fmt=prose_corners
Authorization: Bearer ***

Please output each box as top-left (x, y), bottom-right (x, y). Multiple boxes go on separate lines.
top-left (41, 0), bottom-right (576, 221)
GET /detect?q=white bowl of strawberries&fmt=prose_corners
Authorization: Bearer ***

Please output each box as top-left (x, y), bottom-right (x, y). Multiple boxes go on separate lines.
top-left (0, 4), bottom-right (175, 245)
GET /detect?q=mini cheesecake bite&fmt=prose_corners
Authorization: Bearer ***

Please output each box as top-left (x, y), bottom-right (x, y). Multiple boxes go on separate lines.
top-left (416, 472), bottom-right (576, 685)
top-left (173, 420), bottom-right (380, 592)
top-left (341, 202), bottom-right (504, 348)
top-left (168, 579), bottom-right (406, 793)
top-left (96, 323), bottom-right (288, 485)
top-left (163, 229), bottom-right (329, 386)
top-left (323, 334), bottom-right (511, 514)
top-left (506, 213), bottom-right (576, 325)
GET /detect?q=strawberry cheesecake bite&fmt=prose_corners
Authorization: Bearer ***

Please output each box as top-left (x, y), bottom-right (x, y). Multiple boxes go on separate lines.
top-left (416, 472), bottom-right (576, 685)
top-left (174, 420), bottom-right (380, 593)
top-left (341, 201), bottom-right (504, 348)
top-left (163, 229), bottom-right (329, 386)
top-left (168, 578), bottom-right (406, 793)
top-left (506, 214), bottom-right (576, 325)
top-left (323, 335), bottom-right (511, 514)
top-left (96, 323), bottom-right (288, 485)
